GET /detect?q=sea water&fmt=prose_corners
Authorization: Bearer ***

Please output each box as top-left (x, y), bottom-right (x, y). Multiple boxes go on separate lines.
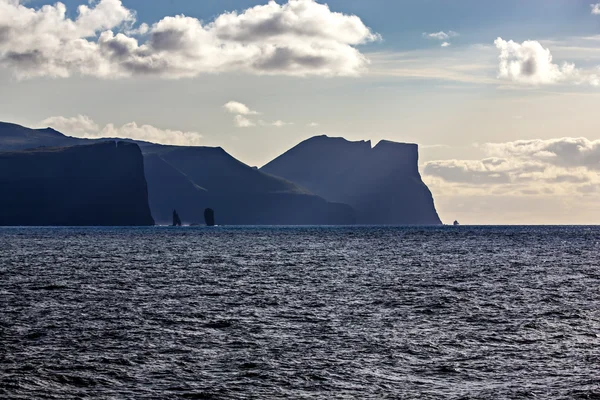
top-left (1, 226), bottom-right (599, 399)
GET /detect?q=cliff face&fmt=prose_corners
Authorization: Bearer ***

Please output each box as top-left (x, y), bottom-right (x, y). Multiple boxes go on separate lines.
top-left (142, 145), bottom-right (355, 225)
top-left (0, 122), bottom-right (356, 225)
top-left (0, 141), bottom-right (154, 226)
top-left (261, 135), bottom-right (442, 225)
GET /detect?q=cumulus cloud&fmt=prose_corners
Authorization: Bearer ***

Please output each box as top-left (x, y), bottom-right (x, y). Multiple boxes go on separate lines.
top-left (592, 3), bottom-right (600, 14)
top-left (233, 115), bottom-right (256, 128)
top-left (494, 37), bottom-right (579, 85)
top-left (0, 0), bottom-right (379, 79)
top-left (224, 100), bottom-right (293, 128)
top-left (441, 42), bottom-right (451, 48)
top-left (40, 115), bottom-right (203, 146)
top-left (41, 115), bottom-right (100, 136)
top-left (223, 101), bottom-right (259, 115)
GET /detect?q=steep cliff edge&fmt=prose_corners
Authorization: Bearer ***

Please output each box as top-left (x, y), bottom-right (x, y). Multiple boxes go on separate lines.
top-left (261, 135), bottom-right (442, 225)
top-left (0, 141), bottom-right (154, 226)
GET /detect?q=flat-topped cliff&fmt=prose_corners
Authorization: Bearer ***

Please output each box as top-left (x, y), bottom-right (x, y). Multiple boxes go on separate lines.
top-left (0, 141), bottom-right (154, 226)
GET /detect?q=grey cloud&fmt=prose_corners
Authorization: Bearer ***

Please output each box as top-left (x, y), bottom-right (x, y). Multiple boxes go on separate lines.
top-left (0, 26), bottom-right (11, 44)
top-left (548, 174), bottom-right (590, 183)
top-left (254, 47), bottom-right (330, 71)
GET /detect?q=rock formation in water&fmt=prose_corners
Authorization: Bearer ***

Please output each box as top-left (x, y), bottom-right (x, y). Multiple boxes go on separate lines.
top-left (172, 209), bottom-right (182, 226)
top-left (204, 208), bottom-right (215, 226)
top-left (0, 141), bottom-right (154, 226)
top-left (261, 135), bottom-right (442, 225)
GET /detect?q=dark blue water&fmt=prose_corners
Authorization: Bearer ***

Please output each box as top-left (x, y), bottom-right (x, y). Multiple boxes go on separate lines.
top-left (1, 226), bottom-right (599, 399)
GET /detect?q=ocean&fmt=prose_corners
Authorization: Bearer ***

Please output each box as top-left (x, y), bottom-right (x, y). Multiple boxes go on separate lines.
top-left (1, 226), bottom-right (599, 399)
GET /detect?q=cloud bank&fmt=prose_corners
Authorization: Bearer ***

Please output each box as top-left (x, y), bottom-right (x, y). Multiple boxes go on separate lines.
top-left (0, 0), bottom-right (379, 79)
top-left (40, 115), bottom-right (203, 146)
top-left (424, 137), bottom-right (600, 196)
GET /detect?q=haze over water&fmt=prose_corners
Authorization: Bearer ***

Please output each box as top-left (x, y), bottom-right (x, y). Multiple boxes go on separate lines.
top-left (1, 226), bottom-right (599, 399)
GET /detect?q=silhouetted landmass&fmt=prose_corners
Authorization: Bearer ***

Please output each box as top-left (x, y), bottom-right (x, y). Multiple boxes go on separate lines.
top-left (204, 208), bottom-right (215, 226)
top-left (0, 122), bottom-right (355, 225)
top-left (261, 135), bottom-right (442, 225)
top-left (141, 145), bottom-right (355, 225)
top-left (0, 141), bottom-right (154, 226)
top-left (172, 209), bottom-right (182, 226)
top-left (0, 122), bottom-right (86, 150)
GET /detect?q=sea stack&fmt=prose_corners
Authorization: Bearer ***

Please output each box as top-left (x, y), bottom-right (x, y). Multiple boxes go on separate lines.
top-left (172, 209), bottom-right (182, 226)
top-left (204, 208), bottom-right (215, 226)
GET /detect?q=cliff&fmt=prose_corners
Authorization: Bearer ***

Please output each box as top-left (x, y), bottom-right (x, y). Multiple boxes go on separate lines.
top-left (141, 145), bottom-right (355, 225)
top-left (0, 122), bottom-right (355, 225)
top-left (0, 141), bottom-right (154, 226)
top-left (261, 135), bottom-right (442, 225)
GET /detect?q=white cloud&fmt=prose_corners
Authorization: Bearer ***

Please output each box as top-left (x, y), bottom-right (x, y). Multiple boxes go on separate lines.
top-left (441, 42), bottom-right (451, 48)
top-left (233, 115), bottom-right (256, 128)
top-left (592, 3), bottom-right (600, 14)
top-left (423, 137), bottom-right (600, 197)
top-left (0, 0), bottom-right (379, 79)
top-left (259, 119), bottom-right (293, 127)
top-left (494, 37), bottom-right (579, 85)
top-left (41, 115), bottom-right (100, 136)
top-left (423, 31), bottom-right (459, 41)
top-left (223, 101), bottom-right (259, 115)
top-left (224, 100), bottom-right (293, 128)
top-left (308, 122), bottom-right (319, 127)
top-left (40, 115), bottom-right (203, 146)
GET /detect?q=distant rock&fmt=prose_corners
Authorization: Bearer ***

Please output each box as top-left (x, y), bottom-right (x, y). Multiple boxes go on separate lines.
top-left (453, 220), bottom-right (460, 226)
top-left (261, 135), bottom-right (442, 225)
top-left (0, 141), bottom-right (154, 226)
top-left (172, 209), bottom-right (182, 226)
top-left (204, 208), bottom-right (215, 226)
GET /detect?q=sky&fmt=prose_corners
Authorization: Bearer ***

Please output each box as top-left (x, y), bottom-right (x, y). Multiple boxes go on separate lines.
top-left (2, 0), bottom-right (600, 224)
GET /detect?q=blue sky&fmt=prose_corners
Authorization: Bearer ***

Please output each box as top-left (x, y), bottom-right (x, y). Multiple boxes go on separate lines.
top-left (3, 0), bottom-right (600, 224)
top-left (26, 0), bottom-right (600, 46)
